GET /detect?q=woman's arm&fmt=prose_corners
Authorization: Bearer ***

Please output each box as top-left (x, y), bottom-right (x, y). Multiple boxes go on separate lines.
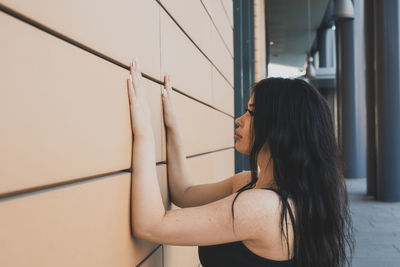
top-left (131, 131), bottom-right (166, 232)
top-left (162, 75), bottom-right (234, 208)
top-left (127, 58), bottom-right (165, 233)
top-left (160, 73), bottom-right (194, 206)
top-left (128, 57), bottom-right (278, 246)
top-left (135, 185), bottom-right (280, 246)
top-left (165, 121), bottom-right (196, 207)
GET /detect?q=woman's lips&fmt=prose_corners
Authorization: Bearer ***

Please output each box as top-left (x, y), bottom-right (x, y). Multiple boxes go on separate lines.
top-left (234, 131), bottom-right (242, 139)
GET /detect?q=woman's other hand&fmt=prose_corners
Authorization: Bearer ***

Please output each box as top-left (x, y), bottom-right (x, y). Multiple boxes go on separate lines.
top-left (127, 57), bottom-right (153, 136)
top-left (162, 73), bottom-right (179, 131)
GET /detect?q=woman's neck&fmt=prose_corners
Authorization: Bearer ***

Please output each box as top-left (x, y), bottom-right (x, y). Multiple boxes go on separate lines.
top-left (256, 150), bottom-right (277, 189)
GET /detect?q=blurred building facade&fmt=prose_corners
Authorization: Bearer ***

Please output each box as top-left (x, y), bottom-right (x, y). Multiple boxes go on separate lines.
top-left (249, 0), bottom-right (400, 203)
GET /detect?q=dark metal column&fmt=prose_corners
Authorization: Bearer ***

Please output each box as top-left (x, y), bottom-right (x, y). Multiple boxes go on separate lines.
top-left (374, 0), bottom-right (400, 201)
top-left (353, 0), bottom-right (367, 179)
top-left (365, 0), bottom-right (377, 197)
top-left (335, 0), bottom-right (367, 179)
top-left (234, 0), bottom-right (255, 173)
top-left (318, 27), bottom-right (335, 68)
top-left (317, 27), bottom-right (336, 115)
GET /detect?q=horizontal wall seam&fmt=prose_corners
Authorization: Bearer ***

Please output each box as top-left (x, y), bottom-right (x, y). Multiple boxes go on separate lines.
top-left (0, 169), bottom-right (127, 201)
top-left (171, 86), bottom-right (234, 118)
top-left (185, 145), bottom-right (235, 159)
top-left (0, 3), bottom-right (129, 74)
top-left (150, 146), bottom-right (235, 165)
top-left (0, 4), bottom-right (233, 119)
top-left (155, 0), bottom-right (234, 88)
top-left (0, 147), bottom-right (234, 200)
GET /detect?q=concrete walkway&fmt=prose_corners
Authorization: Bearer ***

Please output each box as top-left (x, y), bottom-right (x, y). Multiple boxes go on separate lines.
top-left (346, 178), bottom-right (400, 266)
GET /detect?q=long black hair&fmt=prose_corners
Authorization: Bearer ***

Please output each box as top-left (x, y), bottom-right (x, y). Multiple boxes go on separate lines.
top-left (231, 78), bottom-right (355, 267)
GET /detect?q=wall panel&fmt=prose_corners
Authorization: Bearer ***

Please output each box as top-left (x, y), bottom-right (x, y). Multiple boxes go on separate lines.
top-left (221, 0), bottom-right (234, 29)
top-left (0, 12), bottom-right (164, 196)
top-left (210, 23), bottom-right (234, 87)
top-left (158, 0), bottom-right (233, 95)
top-left (158, 0), bottom-right (212, 57)
top-left (139, 246), bottom-right (163, 267)
top-left (0, 0), bottom-right (161, 79)
top-left (161, 91), bottom-right (234, 160)
top-left (201, 0), bottom-right (234, 56)
top-left (164, 244), bottom-right (200, 267)
top-left (1, 0), bottom-right (237, 266)
top-left (212, 65), bottom-right (235, 116)
top-left (188, 148), bottom-right (235, 184)
top-left (0, 166), bottom-right (168, 267)
top-left (160, 9), bottom-right (213, 105)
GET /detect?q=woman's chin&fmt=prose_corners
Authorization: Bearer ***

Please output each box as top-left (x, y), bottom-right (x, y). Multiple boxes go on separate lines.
top-left (234, 143), bottom-right (248, 155)
top-left (234, 142), bottom-right (240, 151)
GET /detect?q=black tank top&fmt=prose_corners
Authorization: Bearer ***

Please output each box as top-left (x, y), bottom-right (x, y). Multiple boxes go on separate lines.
top-left (198, 188), bottom-right (296, 267)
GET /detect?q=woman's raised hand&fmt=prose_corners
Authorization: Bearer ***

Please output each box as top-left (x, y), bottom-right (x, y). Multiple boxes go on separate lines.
top-left (162, 73), bottom-right (179, 131)
top-left (127, 57), bottom-right (153, 136)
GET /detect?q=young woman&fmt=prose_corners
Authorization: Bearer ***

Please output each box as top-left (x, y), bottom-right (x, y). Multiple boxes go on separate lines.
top-left (127, 57), bottom-right (354, 267)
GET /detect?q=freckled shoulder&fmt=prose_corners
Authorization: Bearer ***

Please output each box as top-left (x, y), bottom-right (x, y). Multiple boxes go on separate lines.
top-left (230, 189), bottom-right (283, 238)
top-left (236, 189), bottom-right (296, 260)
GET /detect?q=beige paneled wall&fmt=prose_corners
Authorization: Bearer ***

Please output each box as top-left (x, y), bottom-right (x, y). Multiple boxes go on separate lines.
top-left (202, 0), bottom-right (234, 56)
top-left (0, 0), bottom-right (162, 79)
top-left (160, 8), bottom-right (213, 106)
top-left (0, 170), bottom-right (167, 267)
top-left (159, 1), bottom-right (234, 264)
top-left (0, 0), bottom-right (235, 266)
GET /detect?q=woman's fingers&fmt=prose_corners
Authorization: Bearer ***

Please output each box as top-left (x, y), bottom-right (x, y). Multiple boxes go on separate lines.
top-left (163, 74), bottom-right (173, 98)
top-left (163, 74), bottom-right (169, 89)
top-left (164, 74), bottom-right (172, 90)
top-left (162, 74), bottom-right (168, 98)
top-left (129, 57), bottom-right (146, 96)
top-left (129, 62), bottom-right (138, 92)
top-left (127, 75), bottom-right (135, 103)
top-left (132, 57), bottom-right (142, 78)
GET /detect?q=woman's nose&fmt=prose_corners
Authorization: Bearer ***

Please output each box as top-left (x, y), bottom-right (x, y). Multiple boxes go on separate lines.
top-left (235, 115), bottom-right (242, 126)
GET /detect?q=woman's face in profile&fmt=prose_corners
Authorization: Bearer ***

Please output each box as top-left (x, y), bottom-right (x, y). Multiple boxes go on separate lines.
top-left (234, 95), bottom-right (254, 155)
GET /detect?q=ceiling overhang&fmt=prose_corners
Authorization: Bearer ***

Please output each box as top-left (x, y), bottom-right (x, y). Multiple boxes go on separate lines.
top-left (266, 0), bottom-right (331, 68)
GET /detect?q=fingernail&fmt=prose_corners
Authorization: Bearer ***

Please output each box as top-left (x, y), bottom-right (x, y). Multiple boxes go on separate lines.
top-left (162, 89), bottom-right (167, 98)
top-left (129, 75), bottom-right (133, 83)
top-left (136, 58), bottom-right (140, 69)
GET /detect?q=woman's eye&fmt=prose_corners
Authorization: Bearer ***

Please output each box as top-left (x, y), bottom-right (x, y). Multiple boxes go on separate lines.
top-left (245, 108), bottom-right (255, 116)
